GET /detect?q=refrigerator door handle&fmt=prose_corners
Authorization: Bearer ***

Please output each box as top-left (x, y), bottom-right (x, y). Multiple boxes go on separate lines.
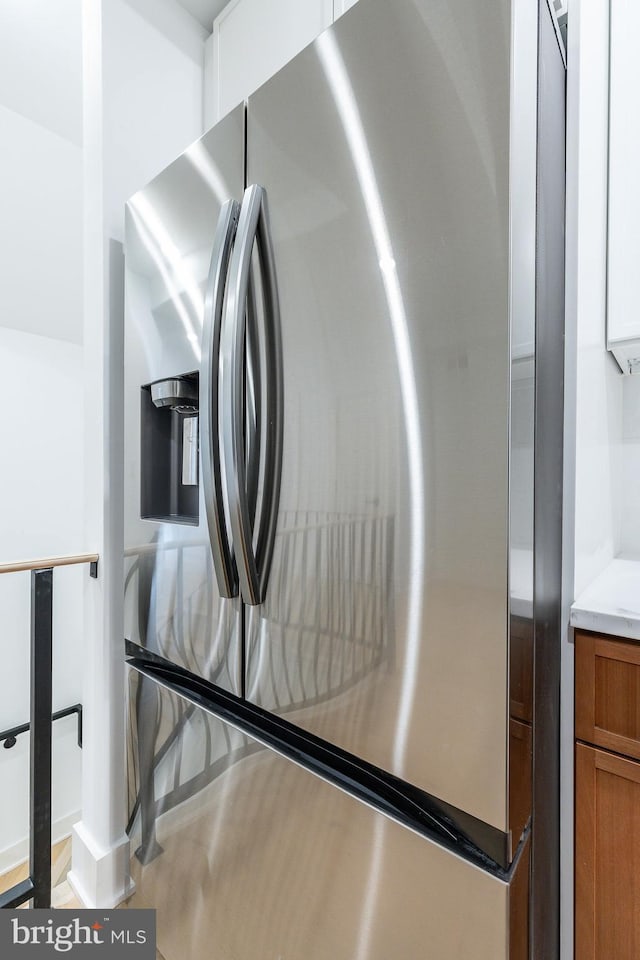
top-left (251, 186), bottom-right (284, 606)
top-left (201, 199), bottom-right (241, 599)
top-left (245, 271), bottom-right (262, 529)
top-left (221, 184), bottom-right (283, 606)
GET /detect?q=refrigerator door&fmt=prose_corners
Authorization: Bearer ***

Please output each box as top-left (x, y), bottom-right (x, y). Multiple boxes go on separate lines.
top-left (244, 0), bottom-right (512, 831)
top-left (124, 107), bottom-right (244, 694)
top-left (126, 667), bottom-right (517, 960)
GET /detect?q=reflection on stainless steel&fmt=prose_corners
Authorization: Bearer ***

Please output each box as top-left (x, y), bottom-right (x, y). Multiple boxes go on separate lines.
top-left (354, 814), bottom-right (385, 960)
top-left (530, 6), bottom-right (567, 953)
top-left (246, 0), bottom-right (511, 829)
top-left (126, 674), bottom-right (512, 960)
top-left (247, 511), bottom-right (394, 711)
top-left (125, 537), bottom-right (240, 692)
top-left (185, 140), bottom-right (234, 207)
top-left (128, 512), bottom-right (394, 714)
top-left (316, 30), bottom-right (424, 781)
top-left (124, 106), bottom-right (245, 696)
top-left (507, 0), bottom-right (538, 856)
top-left (127, 671), bottom-right (254, 863)
top-left (508, 363), bottom-right (534, 846)
top-left (124, 0), bottom-right (566, 954)
top-left (128, 192), bottom-right (203, 355)
top-left (509, 613), bottom-right (533, 849)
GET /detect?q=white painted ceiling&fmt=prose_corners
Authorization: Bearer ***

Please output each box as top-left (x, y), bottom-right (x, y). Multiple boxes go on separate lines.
top-left (173, 0), bottom-right (229, 30)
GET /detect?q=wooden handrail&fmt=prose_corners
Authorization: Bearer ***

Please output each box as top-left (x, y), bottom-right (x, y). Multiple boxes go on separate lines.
top-left (0, 553), bottom-right (99, 575)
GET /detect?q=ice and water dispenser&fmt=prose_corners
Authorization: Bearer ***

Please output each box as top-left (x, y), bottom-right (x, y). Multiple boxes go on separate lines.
top-left (140, 373), bottom-right (199, 524)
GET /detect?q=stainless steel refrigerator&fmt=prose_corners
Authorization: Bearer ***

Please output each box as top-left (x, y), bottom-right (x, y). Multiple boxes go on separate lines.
top-left (123, 0), bottom-right (565, 956)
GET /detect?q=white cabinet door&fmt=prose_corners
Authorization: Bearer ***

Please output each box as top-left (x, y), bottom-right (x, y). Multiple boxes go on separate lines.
top-left (211, 0), bottom-right (333, 124)
top-left (608, 0), bottom-right (640, 372)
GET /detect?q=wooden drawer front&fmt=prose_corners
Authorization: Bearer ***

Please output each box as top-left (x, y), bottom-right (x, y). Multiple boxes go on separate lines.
top-left (575, 744), bottom-right (640, 960)
top-left (576, 631), bottom-right (640, 759)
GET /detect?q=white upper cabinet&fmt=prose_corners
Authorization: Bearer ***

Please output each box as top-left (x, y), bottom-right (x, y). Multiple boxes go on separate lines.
top-left (210, 0), bottom-right (333, 124)
top-left (608, 0), bottom-right (640, 373)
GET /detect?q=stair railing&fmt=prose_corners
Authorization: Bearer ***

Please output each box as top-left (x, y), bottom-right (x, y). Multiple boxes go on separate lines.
top-left (0, 553), bottom-right (98, 909)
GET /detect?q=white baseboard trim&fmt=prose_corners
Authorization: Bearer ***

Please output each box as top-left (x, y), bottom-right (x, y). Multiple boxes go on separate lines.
top-left (67, 822), bottom-right (133, 908)
top-left (0, 810), bottom-right (81, 876)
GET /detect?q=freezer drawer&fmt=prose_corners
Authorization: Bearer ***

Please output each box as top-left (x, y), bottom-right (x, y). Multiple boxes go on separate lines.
top-left (126, 668), bottom-right (524, 960)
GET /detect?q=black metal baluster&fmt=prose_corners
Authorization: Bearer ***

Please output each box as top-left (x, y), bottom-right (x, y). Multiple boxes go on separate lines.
top-left (0, 555), bottom-right (94, 911)
top-left (30, 567), bottom-right (53, 908)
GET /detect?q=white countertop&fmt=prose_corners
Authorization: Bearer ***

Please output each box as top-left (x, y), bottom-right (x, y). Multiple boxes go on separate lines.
top-left (571, 558), bottom-right (640, 641)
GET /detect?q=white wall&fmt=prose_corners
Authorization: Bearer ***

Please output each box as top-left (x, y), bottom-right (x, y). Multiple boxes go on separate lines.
top-left (569, 0), bottom-right (640, 579)
top-left (0, 0), bottom-right (82, 146)
top-left (0, 0), bottom-right (85, 872)
top-left (620, 378), bottom-right (640, 556)
top-left (0, 330), bottom-right (84, 872)
top-left (70, 0), bottom-right (206, 908)
top-left (571, 0), bottom-right (622, 600)
top-left (0, 105), bottom-right (83, 343)
top-left (103, 0), bottom-right (207, 241)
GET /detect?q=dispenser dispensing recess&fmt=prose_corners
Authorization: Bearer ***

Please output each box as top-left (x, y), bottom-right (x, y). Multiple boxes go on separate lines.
top-left (150, 378), bottom-right (199, 487)
top-left (141, 373), bottom-right (199, 524)
top-left (150, 378), bottom-right (198, 414)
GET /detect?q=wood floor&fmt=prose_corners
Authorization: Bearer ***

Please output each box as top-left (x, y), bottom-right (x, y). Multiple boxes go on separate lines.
top-left (0, 837), bottom-right (81, 908)
top-left (0, 840), bottom-right (163, 958)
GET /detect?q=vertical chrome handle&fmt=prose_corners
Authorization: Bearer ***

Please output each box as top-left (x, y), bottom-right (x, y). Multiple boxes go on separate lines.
top-left (253, 188), bottom-right (284, 605)
top-left (201, 199), bottom-right (240, 598)
top-left (221, 184), bottom-right (283, 606)
top-left (245, 272), bottom-right (262, 528)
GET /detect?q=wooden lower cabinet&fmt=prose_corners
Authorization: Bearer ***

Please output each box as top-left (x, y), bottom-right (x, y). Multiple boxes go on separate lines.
top-left (575, 742), bottom-right (640, 959)
top-left (576, 631), bottom-right (640, 761)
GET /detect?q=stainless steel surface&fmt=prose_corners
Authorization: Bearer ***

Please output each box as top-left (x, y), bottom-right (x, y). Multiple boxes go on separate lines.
top-left (150, 377), bottom-right (198, 412)
top-left (507, 0), bottom-right (538, 856)
top-left (124, 106), bottom-right (245, 693)
top-left (181, 417), bottom-right (198, 486)
top-left (244, 0), bottom-right (512, 831)
top-left (220, 184), bottom-right (283, 606)
top-left (123, 0), bottom-right (566, 951)
top-left (530, 3), bottom-right (566, 957)
top-left (127, 669), bottom-right (513, 960)
top-left (200, 199), bottom-right (240, 600)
